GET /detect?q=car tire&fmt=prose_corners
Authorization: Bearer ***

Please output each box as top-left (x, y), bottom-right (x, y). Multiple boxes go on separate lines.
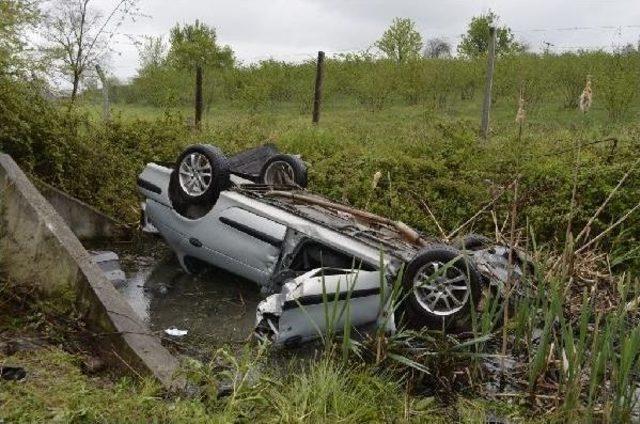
top-left (401, 244), bottom-right (481, 332)
top-left (453, 233), bottom-right (493, 251)
top-left (260, 154), bottom-right (308, 188)
top-left (169, 144), bottom-right (230, 219)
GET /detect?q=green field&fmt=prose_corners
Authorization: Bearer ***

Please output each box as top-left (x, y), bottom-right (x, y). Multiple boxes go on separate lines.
top-left (4, 43), bottom-right (640, 422)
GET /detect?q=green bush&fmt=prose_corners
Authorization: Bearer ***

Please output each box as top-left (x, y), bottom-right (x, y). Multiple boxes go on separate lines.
top-left (598, 53), bottom-right (639, 121)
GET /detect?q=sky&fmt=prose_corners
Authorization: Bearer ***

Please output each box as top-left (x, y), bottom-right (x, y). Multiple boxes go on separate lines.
top-left (96, 0), bottom-right (640, 81)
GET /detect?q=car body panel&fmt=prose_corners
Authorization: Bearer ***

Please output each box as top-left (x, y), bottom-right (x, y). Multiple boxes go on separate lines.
top-left (139, 163), bottom-right (405, 286)
top-left (255, 268), bottom-right (395, 345)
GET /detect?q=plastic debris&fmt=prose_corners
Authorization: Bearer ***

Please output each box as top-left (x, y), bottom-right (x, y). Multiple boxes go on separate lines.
top-left (164, 327), bottom-right (188, 337)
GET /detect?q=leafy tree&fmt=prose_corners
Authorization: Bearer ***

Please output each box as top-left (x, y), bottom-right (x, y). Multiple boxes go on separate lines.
top-left (167, 20), bottom-right (234, 70)
top-left (138, 36), bottom-right (167, 71)
top-left (423, 38), bottom-right (451, 59)
top-left (0, 0), bottom-right (40, 74)
top-left (375, 18), bottom-right (423, 63)
top-left (457, 11), bottom-right (524, 58)
top-left (168, 20), bottom-right (233, 126)
top-left (44, 0), bottom-right (140, 101)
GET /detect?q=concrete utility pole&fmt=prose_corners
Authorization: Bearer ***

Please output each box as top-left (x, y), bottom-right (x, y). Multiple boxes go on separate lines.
top-left (312, 51), bottom-right (325, 125)
top-left (95, 64), bottom-right (110, 122)
top-left (481, 27), bottom-right (497, 139)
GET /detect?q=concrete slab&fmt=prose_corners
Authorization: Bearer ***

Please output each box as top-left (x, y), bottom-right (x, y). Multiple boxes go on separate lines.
top-left (0, 154), bottom-right (181, 390)
top-left (35, 178), bottom-right (127, 240)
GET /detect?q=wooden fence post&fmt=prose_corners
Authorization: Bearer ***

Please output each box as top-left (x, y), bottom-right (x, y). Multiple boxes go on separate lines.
top-left (95, 64), bottom-right (110, 122)
top-left (312, 51), bottom-right (325, 125)
top-left (195, 64), bottom-right (203, 129)
top-left (481, 27), bottom-right (497, 139)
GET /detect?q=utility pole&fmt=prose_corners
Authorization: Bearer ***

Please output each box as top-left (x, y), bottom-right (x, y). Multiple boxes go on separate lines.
top-left (95, 64), bottom-right (110, 122)
top-left (194, 64), bottom-right (203, 129)
top-left (312, 50), bottom-right (325, 125)
top-left (481, 27), bottom-right (497, 139)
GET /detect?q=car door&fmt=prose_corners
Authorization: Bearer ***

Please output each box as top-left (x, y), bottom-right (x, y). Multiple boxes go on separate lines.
top-left (187, 200), bottom-right (287, 284)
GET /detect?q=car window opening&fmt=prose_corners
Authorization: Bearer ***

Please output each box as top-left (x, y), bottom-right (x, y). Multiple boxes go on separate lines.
top-left (288, 241), bottom-right (375, 272)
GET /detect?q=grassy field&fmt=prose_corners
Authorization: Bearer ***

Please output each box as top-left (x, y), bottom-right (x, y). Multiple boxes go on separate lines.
top-left (4, 56), bottom-right (640, 422)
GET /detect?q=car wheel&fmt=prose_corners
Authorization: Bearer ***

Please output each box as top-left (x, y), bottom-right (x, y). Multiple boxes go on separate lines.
top-left (169, 144), bottom-right (230, 219)
top-left (453, 233), bottom-right (493, 251)
top-left (260, 154), bottom-right (308, 188)
top-left (401, 244), bottom-right (481, 332)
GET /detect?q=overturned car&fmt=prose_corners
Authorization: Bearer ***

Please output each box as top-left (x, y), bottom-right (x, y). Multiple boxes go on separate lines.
top-left (138, 144), bottom-right (530, 346)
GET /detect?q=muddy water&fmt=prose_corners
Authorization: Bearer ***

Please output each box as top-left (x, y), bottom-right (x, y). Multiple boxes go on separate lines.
top-left (91, 238), bottom-right (263, 357)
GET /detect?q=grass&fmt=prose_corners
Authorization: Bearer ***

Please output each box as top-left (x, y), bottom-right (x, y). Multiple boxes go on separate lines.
top-left (1, 341), bottom-right (532, 423)
top-left (4, 55), bottom-right (640, 421)
top-left (64, 96), bottom-right (640, 263)
top-left (0, 279), bottom-right (533, 423)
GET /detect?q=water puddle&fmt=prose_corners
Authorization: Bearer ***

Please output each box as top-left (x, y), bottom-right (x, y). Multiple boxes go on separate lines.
top-left (88, 238), bottom-right (263, 357)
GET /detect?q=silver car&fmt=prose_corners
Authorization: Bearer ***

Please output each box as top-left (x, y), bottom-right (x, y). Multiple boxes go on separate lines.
top-left (138, 144), bottom-right (528, 345)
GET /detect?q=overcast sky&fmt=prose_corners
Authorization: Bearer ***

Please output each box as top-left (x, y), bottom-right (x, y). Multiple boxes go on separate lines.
top-left (96, 0), bottom-right (640, 80)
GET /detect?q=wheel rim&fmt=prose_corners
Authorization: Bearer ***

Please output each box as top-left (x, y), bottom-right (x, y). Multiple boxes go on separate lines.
top-left (263, 160), bottom-right (295, 185)
top-left (412, 261), bottom-right (470, 316)
top-left (178, 152), bottom-right (213, 196)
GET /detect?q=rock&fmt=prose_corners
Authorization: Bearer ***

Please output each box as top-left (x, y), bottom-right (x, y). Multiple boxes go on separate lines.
top-left (183, 382), bottom-right (202, 398)
top-left (216, 381), bottom-right (234, 398)
top-left (90, 250), bottom-right (127, 287)
top-left (1, 336), bottom-right (46, 355)
top-left (0, 365), bottom-right (26, 381)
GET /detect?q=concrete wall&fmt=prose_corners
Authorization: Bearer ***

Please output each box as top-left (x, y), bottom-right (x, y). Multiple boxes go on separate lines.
top-left (36, 179), bottom-right (126, 240)
top-left (0, 154), bottom-right (180, 389)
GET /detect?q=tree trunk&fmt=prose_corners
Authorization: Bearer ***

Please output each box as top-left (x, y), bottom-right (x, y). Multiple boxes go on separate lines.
top-left (70, 72), bottom-right (80, 103)
top-left (194, 64), bottom-right (203, 129)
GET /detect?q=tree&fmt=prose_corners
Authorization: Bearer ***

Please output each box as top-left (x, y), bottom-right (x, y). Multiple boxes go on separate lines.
top-left (457, 11), bottom-right (524, 58)
top-left (44, 0), bottom-right (139, 102)
top-left (0, 0), bottom-right (40, 74)
top-left (423, 38), bottom-right (451, 59)
top-left (618, 43), bottom-right (637, 55)
top-left (168, 20), bottom-right (234, 127)
top-left (375, 18), bottom-right (423, 63)
top-left (137, 36), bottom-right (167, 71)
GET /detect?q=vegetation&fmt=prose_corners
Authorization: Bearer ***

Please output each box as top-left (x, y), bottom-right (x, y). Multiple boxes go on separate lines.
top-left (423, 38), bottom-right (452, 59)
top-left (457, 11), bottom-right (525, 58)
top-left (0, 0), bottom-right (39, 72)
top-left (375, 17), bottom-right (424, 63)
top-left (1, 345), bottom-right (522, 423)
top-left (0, 284), bottom-right (524, 423)
top-left (3, 4), bottom-right (640, 422)
top-left (168, 20), bottom-right (234, 70)
top-left (42, 0), bottom-right (140, 101)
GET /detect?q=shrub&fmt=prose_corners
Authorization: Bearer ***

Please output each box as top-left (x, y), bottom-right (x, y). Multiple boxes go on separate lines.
top-left (599, 53), bottom-right (639, 121)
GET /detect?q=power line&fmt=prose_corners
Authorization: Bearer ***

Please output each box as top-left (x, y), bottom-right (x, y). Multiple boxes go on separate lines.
top-left (513, 24), bottom-right (640, 33)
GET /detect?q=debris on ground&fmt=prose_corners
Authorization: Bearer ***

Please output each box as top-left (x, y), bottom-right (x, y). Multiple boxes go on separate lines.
top-left (0, 365), bottom-right (26, 381)
top-left (81, 356), bottom-right (106, 375)
top-left (90, 250), bottom-right (126, 287)
top-left (164, 327), bottom-right (188, 337)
